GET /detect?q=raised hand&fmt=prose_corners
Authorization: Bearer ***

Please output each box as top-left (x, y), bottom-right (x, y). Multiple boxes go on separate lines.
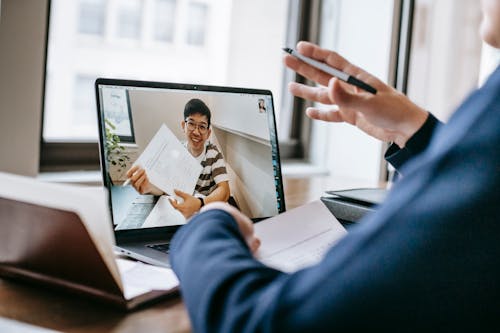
top-left (284, 41), bottom-right (428, 147)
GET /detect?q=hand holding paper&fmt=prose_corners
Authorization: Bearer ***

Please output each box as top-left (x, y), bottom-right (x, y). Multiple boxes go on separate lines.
top-left (127, 124), bottom-right (202, 198)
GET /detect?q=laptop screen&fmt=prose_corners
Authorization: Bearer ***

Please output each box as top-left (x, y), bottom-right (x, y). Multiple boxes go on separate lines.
top-left (95, 79), bottom-right (285, 232)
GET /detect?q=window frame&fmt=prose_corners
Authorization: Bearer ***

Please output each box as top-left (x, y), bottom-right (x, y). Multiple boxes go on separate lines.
top-left (281, 0), bottom-right (415, 175)
top-left (381, 0), bottom-right (415, 181)
top-left (39, 0), bottom-right (415, 173)
top-left (278, 0), bottom-right (322, 160)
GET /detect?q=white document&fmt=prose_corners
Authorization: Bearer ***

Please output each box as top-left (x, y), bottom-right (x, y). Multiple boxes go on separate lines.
top-left (134, 124), bottom-right (202, 197)
top-left (142, 195), bottom-right (186, 228)
top-left (117, 259), bottom-right (179, 300)
top-left (255, 200), bottom-right (347, 273)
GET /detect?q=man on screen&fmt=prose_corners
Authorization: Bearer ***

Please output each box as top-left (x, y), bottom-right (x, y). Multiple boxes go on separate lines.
top-left (127, 98), bottom-right (230, 218)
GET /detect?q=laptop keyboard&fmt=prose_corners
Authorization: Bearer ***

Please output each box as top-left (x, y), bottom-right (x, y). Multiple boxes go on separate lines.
top-left (147, 242), bottom-right (171, 254)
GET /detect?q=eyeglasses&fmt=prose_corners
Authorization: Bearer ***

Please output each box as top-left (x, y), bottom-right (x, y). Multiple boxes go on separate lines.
top-left (185, 119), bottom-right (209, 134)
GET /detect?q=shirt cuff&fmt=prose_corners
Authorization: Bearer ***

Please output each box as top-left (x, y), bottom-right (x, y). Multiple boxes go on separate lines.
top-left (385, 113), bottom-right (441, 170)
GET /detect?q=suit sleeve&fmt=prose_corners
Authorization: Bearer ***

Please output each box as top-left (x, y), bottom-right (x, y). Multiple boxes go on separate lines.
top-left (170, 210), bottom-right (285, 333)
top-left (170, 69), bottom-right (500, 332)
top-left (171, 128), bottom-right (500, 332)
top-left (384, 113), bottom-right (441, 172)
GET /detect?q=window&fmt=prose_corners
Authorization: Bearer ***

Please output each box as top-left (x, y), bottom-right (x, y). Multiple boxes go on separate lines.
top-left (153, 0), bottom-right (176, 42)
top-left (406, 0), bottom-right (484, 121)
top-left (281, 0), bottom-right (407, 184)
top-left (116, 0), bottom-right (143, 39)
top-left (78, 0), bottom-right (106, 35)
top-left (41, 0), bottom-right (289, 170)
top-left (185, 2), bottom-right (208, 46)
top-left (73, 75), bottom-right (97, 131)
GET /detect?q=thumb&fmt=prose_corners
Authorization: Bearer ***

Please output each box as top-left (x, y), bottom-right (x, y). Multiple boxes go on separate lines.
top-left (169, 197), bottom-right (179, 209)
top-left (248, 237), bottom-right (261, 254)
top-left (174, 189), bottom-right (189, 199)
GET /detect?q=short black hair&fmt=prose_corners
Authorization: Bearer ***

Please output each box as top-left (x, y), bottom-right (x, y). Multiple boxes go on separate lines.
top-left (184, 99), bottom-right (211, 127)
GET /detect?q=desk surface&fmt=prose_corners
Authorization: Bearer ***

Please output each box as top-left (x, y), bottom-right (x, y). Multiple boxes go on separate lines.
top-left (0, 175), bottom-right (377, 332)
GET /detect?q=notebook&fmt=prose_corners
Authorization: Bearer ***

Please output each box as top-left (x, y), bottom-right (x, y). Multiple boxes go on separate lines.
top-left (0, 172), bottom-right (179, 310)
top-left (95, 78), bottom-right (286, 267)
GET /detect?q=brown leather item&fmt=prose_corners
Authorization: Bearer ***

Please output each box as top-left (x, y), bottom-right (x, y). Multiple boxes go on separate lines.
top-left (0, 197), bottom-right (126, 306)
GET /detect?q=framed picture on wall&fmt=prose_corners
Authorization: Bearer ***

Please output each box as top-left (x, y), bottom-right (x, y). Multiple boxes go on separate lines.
top-left (101, 87), bottom-right (135, 143)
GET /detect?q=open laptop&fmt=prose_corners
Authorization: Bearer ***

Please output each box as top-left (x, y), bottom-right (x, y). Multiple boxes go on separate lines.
top-left (95, 78), bottom-right (286, 267)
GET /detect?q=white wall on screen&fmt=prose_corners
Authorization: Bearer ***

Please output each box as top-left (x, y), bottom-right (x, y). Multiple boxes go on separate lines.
top-left (210, 93), bottom-right (270, 141)
top-left (128, 90), bottom-right (195, 151)
top-left (213, 127), bottom-right (277, 217)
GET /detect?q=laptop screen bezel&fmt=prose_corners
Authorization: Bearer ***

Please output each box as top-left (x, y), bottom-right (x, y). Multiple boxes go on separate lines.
top-left (95, 78), bottom-right (286, 239)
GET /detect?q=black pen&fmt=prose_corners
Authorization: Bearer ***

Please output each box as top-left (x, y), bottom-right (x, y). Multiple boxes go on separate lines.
top-left (283, 47), bottom-right (377, 94)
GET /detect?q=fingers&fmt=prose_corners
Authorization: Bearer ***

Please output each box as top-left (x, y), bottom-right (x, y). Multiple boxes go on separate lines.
top-left (200, 202), bottom-right (257, 252)
top-left (170, 192), bottom-right (200, 218)
top-left (296, 41), bottom-right (352, 72)
top-left (284, 41), bottom-right (361, 86)
top-left (126, 165), bottom-right (140, 178)
top-left (288, 82), bottom-right (333, 104)
top-left (129, 168), bottom-right (146, 193)
top-left (329, 77), bottom-right (372, 111)
top-left (288, 78), bottom-right (354, 124)
top-left (134, 173), bottom-right (148, 193)
top-left (297, 41), bottom-right (375, 85)
top-left (285, 41), bottom-right (384, 93)
top-left (305, 106), bottom-right (344, 123)
top-left (248, 237), bottom-right (261, 254)
top-left (284, 54), bottom-right (332, 87)
top-left (169, 198), bottom-right (180, 210)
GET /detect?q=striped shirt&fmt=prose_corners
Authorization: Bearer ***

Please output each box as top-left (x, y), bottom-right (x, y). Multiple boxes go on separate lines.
top-left (185, 141), bottom-right (229, 197)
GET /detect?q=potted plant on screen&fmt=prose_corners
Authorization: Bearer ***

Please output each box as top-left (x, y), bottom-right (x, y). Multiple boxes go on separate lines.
top-left (105, 119), bottom-right (130, 185)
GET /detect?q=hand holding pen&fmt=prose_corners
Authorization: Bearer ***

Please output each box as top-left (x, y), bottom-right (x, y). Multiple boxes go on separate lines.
top-left (283, 41), bottom-right (429, 148)
top-left (283, 47), bottom-right (377, 94)
top-left (125, 165), bottom-right (164, 196)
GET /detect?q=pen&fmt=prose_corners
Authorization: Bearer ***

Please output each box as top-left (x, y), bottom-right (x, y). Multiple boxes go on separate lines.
top-left (283, 47), bottom-right (377, 94)
top-left (123, 165), bottom-right (140, 187)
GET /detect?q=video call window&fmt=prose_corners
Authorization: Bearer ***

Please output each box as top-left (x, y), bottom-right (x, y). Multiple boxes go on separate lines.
top-left (98, 84), bottom-right (283, 231)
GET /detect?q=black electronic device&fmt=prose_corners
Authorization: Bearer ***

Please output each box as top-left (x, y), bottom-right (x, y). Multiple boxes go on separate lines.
top-left (321, 188), bottom-right (388, 226)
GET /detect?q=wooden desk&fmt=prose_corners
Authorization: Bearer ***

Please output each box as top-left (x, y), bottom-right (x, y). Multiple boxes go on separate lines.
top-left (0, 279), bottom-right (190, 332)
top-left (0, 175), bottom-right (376, 332)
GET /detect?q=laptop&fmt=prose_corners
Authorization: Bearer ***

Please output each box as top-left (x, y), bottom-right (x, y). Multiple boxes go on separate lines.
top-left (95, 78), bottom-right (286, 267)
top-left (0, 172), bottom-right (179, 310)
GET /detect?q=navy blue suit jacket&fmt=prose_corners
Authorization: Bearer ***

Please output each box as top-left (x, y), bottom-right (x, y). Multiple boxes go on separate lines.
top-left (171, 65), bottom-right (500, 332)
